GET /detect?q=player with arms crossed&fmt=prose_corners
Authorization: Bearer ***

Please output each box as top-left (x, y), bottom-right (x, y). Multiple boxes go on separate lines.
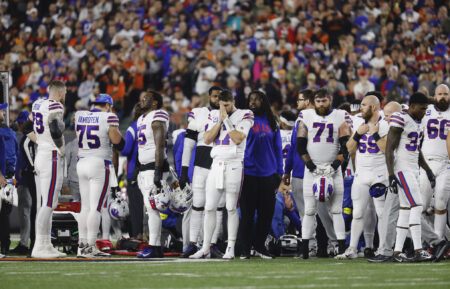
top-left (420, 84), bottom-right (450, 242)
top-left (27, 80), bottom-right (67, 258)
top-left (190, 90), bottom-right (254, 259)
top-left (75, 94), bottom-right (124, 257)
top-left (136, 91), bottom-right (170, 258)
top-left (385, 92), bottom-right (435, 262)
top-left (296, 88), bottom-right (350, 259)
top-left (336, 94), bottom-right (388, 259)
top-left (179, 86), bottom-right (224, 258)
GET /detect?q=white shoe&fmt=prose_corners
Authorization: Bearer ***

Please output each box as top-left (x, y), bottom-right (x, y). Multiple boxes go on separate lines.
top-left (31, 246), bottom-right (63, 258)
top-left (335, 247), bottom-right (358, 260)
top-left (222, 252), bottom-right (235, 259)
top-left (0, 253), bottom-right (5, 258)
top-left (222, 248), bottom-right (235, 260)
top-left (82, 245), bottom-right (111, 258)
top-left (77, 243), bottom-right (88, 258)
top-left (189, 249), bottom-right (210, 259)
top-left (47, 245), bottom-right (67, 257)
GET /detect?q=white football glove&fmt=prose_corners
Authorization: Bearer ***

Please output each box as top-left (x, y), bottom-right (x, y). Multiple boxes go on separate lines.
top-left (321, 165), bottom-right (335, 177)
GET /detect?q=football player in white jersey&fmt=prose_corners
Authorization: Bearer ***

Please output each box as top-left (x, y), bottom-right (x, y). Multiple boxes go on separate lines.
top-left (136, 90), bottom-right (170, 258)
top-left (336, 95), bottom-right (388, 259)
top-left (179, 86), bottom-right (224, 258)
top-left (29, 80), bottom-right (67, 258)
top-left (75, 94), bottom-right (124, 258)
top-left (420, 84), bottom-right (450, 239)
top-left (279, 111), bottom-right (296, 168)
top-left (385, 92), bottom-right (435, 262)
top-left (190, 90), bottom-right (254, 259)
top-left (296, 88), bottom-right (351, 259)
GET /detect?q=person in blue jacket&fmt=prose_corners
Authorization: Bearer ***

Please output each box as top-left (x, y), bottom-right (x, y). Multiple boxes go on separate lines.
top-left (239, 90), bottom-right (283, 259)
top-left (271, 187), bottom-right (302, 240)
top-left (0, 103), bottom-right (19, 255)
top-left (121, 103), bottom-right (144, 239)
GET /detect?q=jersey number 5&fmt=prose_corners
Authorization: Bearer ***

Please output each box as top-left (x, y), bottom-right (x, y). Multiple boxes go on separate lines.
top-left (137, 125), bottom-right (147, 145)
top-left (77, 125), bottom-right (100, 149)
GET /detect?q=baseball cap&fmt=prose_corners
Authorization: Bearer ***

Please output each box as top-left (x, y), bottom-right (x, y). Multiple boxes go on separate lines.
top-left (16, 111), bottom-right (30, 123)
top-left (0, 103), bottom-right (8, 110)
top-left (93, 94), bottom-right (113, 105)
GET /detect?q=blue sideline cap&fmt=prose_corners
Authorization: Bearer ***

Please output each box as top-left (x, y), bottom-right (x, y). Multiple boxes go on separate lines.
top-left (93, 94), bottom-right (113, 105)
top-left (0, 103), bottom-right (8, 110)
top-left (16, 111), bottom-right (30, 123)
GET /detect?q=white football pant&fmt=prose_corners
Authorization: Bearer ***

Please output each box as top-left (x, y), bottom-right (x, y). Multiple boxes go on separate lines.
top-left (77, 158), bottom-right (111, 246)
top-left (201, 160), bottom-right (243, 255)
top-left (137, 170), bottom-right (170, 247)
top-left (34, 150), bottom-right (63, 246)
top-left (349, 169), bottom-right (387, 250)
top-left (420, 159), bottom-right (450, 238)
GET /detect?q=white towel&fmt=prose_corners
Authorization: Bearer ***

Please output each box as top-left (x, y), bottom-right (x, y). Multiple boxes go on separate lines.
top-left (216, 161), bottom-right (225, 189)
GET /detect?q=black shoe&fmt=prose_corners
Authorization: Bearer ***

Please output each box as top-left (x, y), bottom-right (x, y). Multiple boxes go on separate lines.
top-left (364, 248), bottom-right (375, 258)
top-left (156, 246), bottom-right (164, 258)
top-left (180, 244), bottom-right (198, 258)
top-left (254, 247), bottom-right (275, 259)
top-left (411, 249), bottom-right (434, 262)
top-left (433, 241), bottom-right (449, 263)
top-left (210, 244), bottom-right (224, 258)
top-left (393, 253), bottom-right (409, 263)
top-left (367, 254), bottom-right (393, 263)
top-left (301, 239), bottom-right (309, 260)
top-left (240, 253), bottom-right (250, 260)
top-left (10, 244), bottom-right (29, 255)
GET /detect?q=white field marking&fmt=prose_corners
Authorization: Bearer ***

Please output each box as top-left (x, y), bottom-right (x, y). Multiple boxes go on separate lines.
top-left (5, 272), bottom-right (55, 275)
top-left (384, 278), bottom-right (441, 282)
top-left (150, 273), bottom-right (202, 277)
top-left (316, 276), bottom-right (369, 280)
top-left (161, 282), bottom-right (450, 289)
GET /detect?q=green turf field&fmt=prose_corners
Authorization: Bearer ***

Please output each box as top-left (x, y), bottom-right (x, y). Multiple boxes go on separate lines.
top-left (1, 258), bottom-right (449, 289)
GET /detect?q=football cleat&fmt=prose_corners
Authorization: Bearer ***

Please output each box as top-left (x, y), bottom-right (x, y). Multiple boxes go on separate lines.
top-left (367, 254), bottom-right (393, 263)
top-left (210, 244), bottom-right (224, 258)
top-left (240, 253), bottom-right (250, 260)
top-left (31, 246), bottom-right (64, 258)
top-left (189, 249), bottom-right (210, 259)
top-left (393, 253), bottom-right (409, 263)
top-left (222, 251), bottom-right (235, 260)
top-left (80, 245), bottom-right (110, 258)
top-left (335, 247), bottom-right (358, 260)
top-left (411, 249), bottom-right (434, 262)
top-left (180, 244), bottom-right (198, 258)
top-left (433, 240), bottom-right (449, 263)
top-left (364, 247), bottom-right (375, 258)
top-left (77, 243), bottom-right (88, 258)
top-left (254, 248), bottom-right (274, 259)
top-left (48, 245), bottom-right (67, 258)
top-left (10, 243), bottom-right (29, 255)
top-left (137, 247), bottom-right (163, 258)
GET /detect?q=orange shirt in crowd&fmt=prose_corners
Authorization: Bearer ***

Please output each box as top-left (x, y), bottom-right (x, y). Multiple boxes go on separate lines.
top-left (107, 80), bottom-right (126, 104)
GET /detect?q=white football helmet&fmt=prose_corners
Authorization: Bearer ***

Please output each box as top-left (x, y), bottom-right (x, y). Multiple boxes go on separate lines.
top-left (280, 235), bottom-right (300, 251)
top-left (0, 179), bottom-right (18, 207)
top-left (312, 176), bottom-right (334, 202)
top-left (108, 198), bottom-right (129, 221)
top-left (148, 181), bottom-right (170, 211)
top-left (169, 183), bottom-right (193, 213)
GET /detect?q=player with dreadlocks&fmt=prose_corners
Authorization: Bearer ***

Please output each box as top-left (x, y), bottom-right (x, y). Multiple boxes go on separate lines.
top-left (238, 90), bottom-right (284, 259)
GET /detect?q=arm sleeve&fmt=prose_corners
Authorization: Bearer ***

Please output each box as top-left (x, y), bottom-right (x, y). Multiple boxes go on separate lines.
top-left (21, 137), bottom-right (34, 168)
top-left (107, 113), bottom-right (120, 127)
top-left (181, 137), bottom-right (196, 167)
top-left (152, 110), bottom-right (170, 123)
top-left (236, 111), bottom-right (254, 136)
top-left (121, 127), bottom-right (136, 156)
top-left (284, 123), bottom-right (297, 174)
top-left (285, 210), bottom-right (302, 232)
top-left (389, 113), bottom-right (405, 128)
top-left (274, 127), bottom-right (283, 176)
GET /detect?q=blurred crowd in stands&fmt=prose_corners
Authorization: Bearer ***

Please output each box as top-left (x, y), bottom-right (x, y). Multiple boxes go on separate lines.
top-left (0, 0), bottom-right (449, 129)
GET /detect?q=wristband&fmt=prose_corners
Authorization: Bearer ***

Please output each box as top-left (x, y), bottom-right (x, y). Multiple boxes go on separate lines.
top-left (373, 132), bottom-right (381, 142)
top-left (305, 160), bottom-right (317, 172)
top-left (353, 132), bottom-right (362, 142)
top-left (331, 159), bottom-right (342, 171)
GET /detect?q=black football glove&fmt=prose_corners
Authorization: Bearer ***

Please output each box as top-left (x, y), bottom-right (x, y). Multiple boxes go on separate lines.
top-left (426, 170), bottom-right (436, 189)
top-left (179, 166), bottom-right (190, 189)
top-left (388, 175), bottom-right (400, 194)
top-left (154, 167), bottom-right (162, 189)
